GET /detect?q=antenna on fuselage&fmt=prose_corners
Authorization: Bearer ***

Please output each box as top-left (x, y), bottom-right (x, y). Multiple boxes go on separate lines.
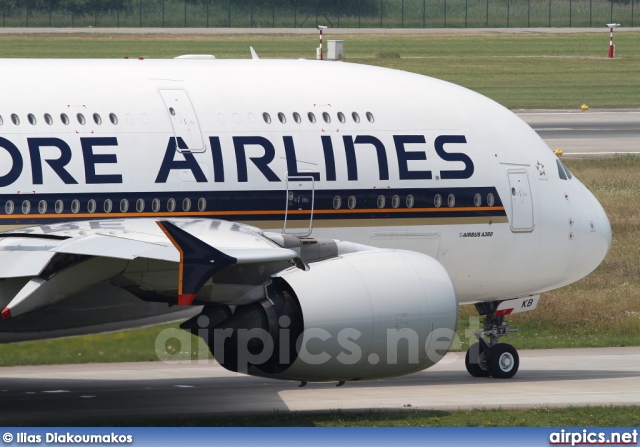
top-left (250, 47), bottom-right (259, 60)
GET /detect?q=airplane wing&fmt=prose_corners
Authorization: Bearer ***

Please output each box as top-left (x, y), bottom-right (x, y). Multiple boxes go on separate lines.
top-left (0, 218), bottom-right (299, 321)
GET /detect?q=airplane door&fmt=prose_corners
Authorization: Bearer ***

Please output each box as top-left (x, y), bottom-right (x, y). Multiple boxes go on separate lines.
top-left (508, 170), bottom-right (535, 232)
top-left (159, 89), bottom-right (204, 152)
top-left (283, 173), bottom-right (315, 236)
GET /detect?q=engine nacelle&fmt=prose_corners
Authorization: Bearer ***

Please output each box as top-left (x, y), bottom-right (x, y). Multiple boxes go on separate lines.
top-left (195, 249), bottom-right (458, 382)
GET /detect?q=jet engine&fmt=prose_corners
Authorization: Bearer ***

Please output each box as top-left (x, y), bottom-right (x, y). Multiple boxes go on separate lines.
top-left (183, 249), bottom-right (458, 382)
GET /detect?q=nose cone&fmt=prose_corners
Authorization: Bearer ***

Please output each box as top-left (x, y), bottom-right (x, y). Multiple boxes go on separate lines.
top-left (574, 180), bottom-right (612, 278)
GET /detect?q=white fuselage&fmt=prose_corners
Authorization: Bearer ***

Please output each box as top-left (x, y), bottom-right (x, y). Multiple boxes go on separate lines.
top-left (0, 58), bottom-right (611, 305)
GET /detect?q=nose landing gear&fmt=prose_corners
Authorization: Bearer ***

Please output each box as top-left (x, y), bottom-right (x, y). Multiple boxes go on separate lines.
top-left (465, 301), bottom-right (520, 379)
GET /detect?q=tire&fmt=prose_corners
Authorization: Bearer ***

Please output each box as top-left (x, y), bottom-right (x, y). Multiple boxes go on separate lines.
top-left (465, 342), bottom-right (490, 377)
top-left (488, 343), bottom-right (519, 379)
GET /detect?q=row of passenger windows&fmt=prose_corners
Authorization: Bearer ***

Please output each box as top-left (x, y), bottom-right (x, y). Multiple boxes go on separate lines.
top-left (0, 113), bottom-right (119, 127)
top-left (332, 193), bottom-right (496, 210)
top-left (1, 110), bottom-right (375, 127)
top-left (2, 193), bottom-right (496, 215)
top-left (263, 111), bottom-right (374, 125)
top-left (3, 197), bottom-right (206, 215)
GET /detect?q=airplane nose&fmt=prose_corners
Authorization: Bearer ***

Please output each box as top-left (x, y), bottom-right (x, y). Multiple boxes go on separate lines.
top-left (574, 182), bottom-right (612, 277)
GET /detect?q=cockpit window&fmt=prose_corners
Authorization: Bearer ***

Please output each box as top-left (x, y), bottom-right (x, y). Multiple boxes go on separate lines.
top-left (556, 160), bottom-right (567, 180)
top-left (556, 159), bottom-right (570, 180)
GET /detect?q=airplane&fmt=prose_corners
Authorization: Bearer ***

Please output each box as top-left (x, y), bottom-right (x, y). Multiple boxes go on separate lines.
top-left (0, 55), bottom-right (610, 381)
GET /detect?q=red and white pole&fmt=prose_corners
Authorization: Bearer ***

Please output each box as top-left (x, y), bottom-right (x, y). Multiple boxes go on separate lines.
top-left (606, 24), bottom-right (620, 58)
top-left (608, 26), bottom-right (614, 58)
top-left (316, 26), bottom-right (327, 60)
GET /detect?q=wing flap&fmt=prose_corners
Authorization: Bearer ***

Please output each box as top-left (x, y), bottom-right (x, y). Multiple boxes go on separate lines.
top-left (52, 234), bottom-right (179, 262)
top-left (0, 237), bottom-right (59, 278)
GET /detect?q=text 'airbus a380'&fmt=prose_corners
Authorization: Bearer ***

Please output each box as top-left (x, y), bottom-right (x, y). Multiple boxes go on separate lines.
top-left (0, 52), bottom-right (610, 381)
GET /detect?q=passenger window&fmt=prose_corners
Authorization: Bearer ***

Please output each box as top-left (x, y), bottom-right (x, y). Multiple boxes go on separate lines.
top-left (333, 196), bottom-right (341, 210)
top-left (77, 113), bottom-right (86, 125)
top-left (109, 113), bottom-right (118, 125)
top-left (55, 200), bottom-right (63, 213)
top-left (263, 112), bottom-right (271, 124)
top-left (293, 112), bottom-right (301, 124)
top-left (60, 113), bottom-right (69, 125)
top-left (120, 199), bottom-right (129, 213)
top-left (308, 112), bottom-right (316, 123)
top-left (198, 198), bottom-right (206, 211)
top-left (93, 113), bottom-right (102, 125)
top-left (322, 112), bottom-right (331, 124)
top-left (87, 199), bottom-right (96, 213)
top-left (352, 112), bottom-right (360, 123)
top-left (487, 193), bottom-right (495, 207)
top-left (38, 200), bottom-right (47, 214)
top-left (406, 195), bottom-right (414, 208)
top-left (448, 194), bottom-right (456, 208)
top-left (11, 114), bottom-right (20, 125)
top-left (0, 115), bottom-right (3, 126)
top-left (71, 199), bottom-right (80, 213)
top-left (376, 195), bottom-right (385, 208)
top-left (152, 198), bottom-right (160, 212)
top-left (337, 112), bottom-right (346, 123)
top-left (44, 114), bottom-right (53, 125)
top-left (182, 198), bottom-right (191, 212)
top-left (434, 194), bottom-right (442, 208)
top-left (366, 112), bottom-right (374, 123)
top-left (28, 114), bottom-right (36, 125)
top-left (22, 200), bottom-right (30, 214)
top-left (104, 199), bottom-right (113, 213)
top-left (278, 112), bottom-right (286, 124)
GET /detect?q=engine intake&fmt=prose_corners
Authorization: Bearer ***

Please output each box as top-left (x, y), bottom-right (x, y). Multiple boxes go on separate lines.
top-left (186, 249), bottom-right (458, 382)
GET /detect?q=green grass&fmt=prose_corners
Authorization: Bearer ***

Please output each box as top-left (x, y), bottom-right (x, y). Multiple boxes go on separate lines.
top-left (0, 32), bottom-right (639, 108)
top-left (27, 406), bottom-right (640, 427)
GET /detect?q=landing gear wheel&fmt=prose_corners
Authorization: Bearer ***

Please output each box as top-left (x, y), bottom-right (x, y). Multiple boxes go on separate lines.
top-left (465, 342), bottom-right (490, 377)
top-left (488, 343), bottom-right (519, 379)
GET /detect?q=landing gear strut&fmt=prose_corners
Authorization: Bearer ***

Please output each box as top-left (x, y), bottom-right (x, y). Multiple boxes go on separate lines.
top-left (465, 301), bottom-right (520, 379)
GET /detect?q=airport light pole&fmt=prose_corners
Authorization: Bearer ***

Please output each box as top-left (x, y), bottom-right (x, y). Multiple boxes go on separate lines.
top-left (607, 23), bottom-right (620, 58)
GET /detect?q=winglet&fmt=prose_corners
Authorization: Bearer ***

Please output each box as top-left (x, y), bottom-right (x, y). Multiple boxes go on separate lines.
top-left (157, 221), bottom-right (237, 306)
top-left (1, 308), bottom-right (11, 320)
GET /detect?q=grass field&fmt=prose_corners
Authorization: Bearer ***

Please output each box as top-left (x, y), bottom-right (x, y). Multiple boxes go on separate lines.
top-left (28, 406), bottom-right (640, 427)
top-left (0, 31), bottom-right (639, 108)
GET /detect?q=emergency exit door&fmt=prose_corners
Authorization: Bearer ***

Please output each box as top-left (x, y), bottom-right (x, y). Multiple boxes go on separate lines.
top-left (159, 89), bottom-right (204, 152)
top-left (508, 170), bottom-right (535, 232)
